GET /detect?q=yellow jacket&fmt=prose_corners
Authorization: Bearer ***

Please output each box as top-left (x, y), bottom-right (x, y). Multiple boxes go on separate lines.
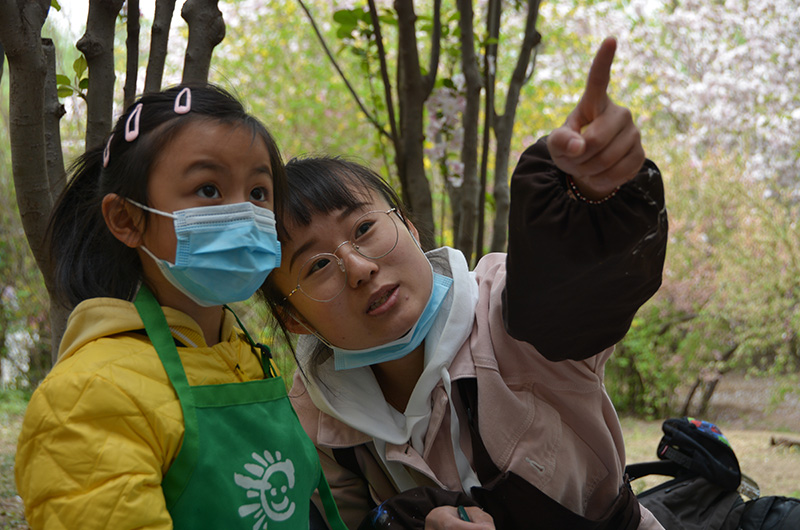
top-left (15, 297), bottom-right (268, 530)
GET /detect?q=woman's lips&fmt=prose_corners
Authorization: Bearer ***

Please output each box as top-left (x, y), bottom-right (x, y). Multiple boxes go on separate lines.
top-left (367, 285), bottom-right (399, 315)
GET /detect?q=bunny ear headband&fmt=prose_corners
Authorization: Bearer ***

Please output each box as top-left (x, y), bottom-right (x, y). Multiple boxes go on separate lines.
top-left (103, 87), bottom-right (192, 168)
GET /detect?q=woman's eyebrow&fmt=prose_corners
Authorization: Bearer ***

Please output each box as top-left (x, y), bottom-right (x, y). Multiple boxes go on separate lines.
top-left (289, 238), bottom-right (317, 270)
top-left (287, 204), bottom-right (371, 269)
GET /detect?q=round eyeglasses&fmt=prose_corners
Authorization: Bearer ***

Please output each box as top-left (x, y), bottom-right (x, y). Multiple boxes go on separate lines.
top-left (284, 208), bottom-right (400, 303)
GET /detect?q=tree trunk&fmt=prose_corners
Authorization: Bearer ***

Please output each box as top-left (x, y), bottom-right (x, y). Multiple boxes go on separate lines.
top-left (475, 0), bottom-right (501, 263)
top-left (77, 0), bottom-right (125, 150)
top-left (0, 0), bottom-right (69, 362)
top-left (181, 0), bottom-right (225, 84)
top-left (124, 0), bottom-right (141, 109)
top-left (455, 0), bottom-right (482, 265)
top-left (0, 0), bottom-right (52, 280)
top-left (144, 0), bottom-right (177, 93)
top-left (490, 0), bottom-right (540, 253)
top-left (394, 0), bottom-right (436, 249)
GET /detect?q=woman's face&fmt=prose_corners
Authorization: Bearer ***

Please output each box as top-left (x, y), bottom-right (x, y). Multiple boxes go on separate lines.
top-left (271, 193), bottom-right (433, 351)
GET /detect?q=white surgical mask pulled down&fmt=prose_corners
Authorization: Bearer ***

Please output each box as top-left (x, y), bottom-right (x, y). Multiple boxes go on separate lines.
top-left (128, 199), bottom-right (281, 306)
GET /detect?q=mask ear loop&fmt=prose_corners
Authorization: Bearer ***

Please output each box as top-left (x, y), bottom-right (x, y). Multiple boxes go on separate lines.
top-left (125, 103), bottom-right (143, 142)
top-left (174, 87), bottom-right (192, 114)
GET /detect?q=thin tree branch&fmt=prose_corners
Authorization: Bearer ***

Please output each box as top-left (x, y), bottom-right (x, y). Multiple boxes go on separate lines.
top-left (181, 0), bottom-right (225, 84)
top-left (394, 0), bottom-right (435, 248)
top-left (367, 0), bottom-right (398, 148)
top-left (490, 0), bottom-right (541, 253)
top-left (455, 0), bottom-right (482, 262)
top-left (124, 0), bottom-right (140, 108)
top-left (144, 0), bottom-right (176, 93)
top-left (42, 38), bottom-right (66, 204)
top-left (421, 0), bottom-right (441, 97)
top-left (296, 0), bottom-right (389, 139)
top-left (476, 0), bottom-right (501, 261)
top-left (78, 0), bottom-right (126, 150)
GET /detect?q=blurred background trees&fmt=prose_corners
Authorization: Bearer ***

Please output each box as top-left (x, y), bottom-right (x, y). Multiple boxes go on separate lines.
top-left (1, 0), bottom-right (798, 417)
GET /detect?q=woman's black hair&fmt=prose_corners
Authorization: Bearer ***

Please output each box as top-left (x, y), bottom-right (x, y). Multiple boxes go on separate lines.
top-left (47, 83), bottom-right (286, 308)
top-left (258, 156), bottom-right (412, 382)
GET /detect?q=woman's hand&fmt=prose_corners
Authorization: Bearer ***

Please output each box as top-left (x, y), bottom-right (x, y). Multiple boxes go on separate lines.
top-left (547, 37), bottom-right (645, 201)
top-left (424, 505), bottom-right (495, 529)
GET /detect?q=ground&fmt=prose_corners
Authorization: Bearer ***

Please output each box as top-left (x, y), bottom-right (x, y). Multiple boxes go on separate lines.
top-left (1, 373), bottom-right (798, 528)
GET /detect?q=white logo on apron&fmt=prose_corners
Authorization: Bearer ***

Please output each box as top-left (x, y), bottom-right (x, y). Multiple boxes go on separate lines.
top-left (235, 450), bottom-right (297, 528)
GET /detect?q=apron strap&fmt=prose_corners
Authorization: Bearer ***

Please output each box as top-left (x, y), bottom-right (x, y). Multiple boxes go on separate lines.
top-left (224, 303), bottom-right (278, 379)
top-left (133, 284), bottom-right (200, 507)
top-left (316, 470), bottom-right (349, 530)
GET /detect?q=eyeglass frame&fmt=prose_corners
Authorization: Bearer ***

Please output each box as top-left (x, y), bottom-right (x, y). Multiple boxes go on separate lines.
top-left (283, 207), bottom-right (401, 303)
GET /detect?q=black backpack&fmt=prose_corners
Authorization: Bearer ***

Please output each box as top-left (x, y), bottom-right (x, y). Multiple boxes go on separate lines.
top-left (626, 417), bottom-right (800, 530)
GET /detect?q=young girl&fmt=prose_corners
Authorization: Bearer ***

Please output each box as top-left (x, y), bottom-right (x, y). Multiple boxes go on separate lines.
top-left (261, 39), bottom-right (667, 529)
top-left (15, 85), bottom-right (346, 530)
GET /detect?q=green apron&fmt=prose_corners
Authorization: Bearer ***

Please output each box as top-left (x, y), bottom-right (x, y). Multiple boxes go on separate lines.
top-left (134, 285), bottom-right (346, 530)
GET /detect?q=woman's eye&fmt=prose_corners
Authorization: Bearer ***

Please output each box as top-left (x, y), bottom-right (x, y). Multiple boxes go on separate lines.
top-left (250, 187), bottom-right (269, 202)
top-left (306, 257), bottom-right (331, 276)
top-left (354, 220), bottom-right (375, 239)
top-left (197, 184), bottom-right (220, 199)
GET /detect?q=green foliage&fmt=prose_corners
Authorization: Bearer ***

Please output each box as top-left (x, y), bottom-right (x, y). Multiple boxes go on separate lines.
top-left (56, 55), bottom-right (88, 100)
top-left (0, 388), bottom-right (31, 417)
top-left (214, 0), bottom-right (383, 169)
top-left (607, 302), bottom-right (687, 418)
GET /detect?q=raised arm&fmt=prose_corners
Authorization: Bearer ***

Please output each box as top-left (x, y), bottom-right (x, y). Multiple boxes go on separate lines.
top-left (503, 38), bottom-right (668, 361)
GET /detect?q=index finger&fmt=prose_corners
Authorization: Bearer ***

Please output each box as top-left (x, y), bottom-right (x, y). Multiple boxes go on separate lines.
top-left (569, 37), bottom-right (617, 128)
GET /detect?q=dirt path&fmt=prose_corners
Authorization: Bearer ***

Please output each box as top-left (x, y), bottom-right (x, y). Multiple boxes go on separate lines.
top-left (702, 373), bottom-right (800, 432)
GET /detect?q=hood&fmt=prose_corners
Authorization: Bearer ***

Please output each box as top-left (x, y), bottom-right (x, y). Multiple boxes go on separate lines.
top-left (57, 294), bottom-right (236, 363)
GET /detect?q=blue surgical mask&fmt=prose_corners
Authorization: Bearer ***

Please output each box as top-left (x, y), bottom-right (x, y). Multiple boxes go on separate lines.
top-left (332, 272), bottom-right (453, 370)
top-left (129, 199), bottom-right (281, 307)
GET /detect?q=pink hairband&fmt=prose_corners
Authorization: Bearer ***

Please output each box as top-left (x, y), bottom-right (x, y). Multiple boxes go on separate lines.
top-left (102, 88), bottom-right (193, 168)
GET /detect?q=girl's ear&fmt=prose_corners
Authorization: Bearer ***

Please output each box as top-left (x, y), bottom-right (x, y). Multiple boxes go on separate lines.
top-left (102, 193), bottom-right (144, 248)
top-left (277, 306), bottom-right (313, 335)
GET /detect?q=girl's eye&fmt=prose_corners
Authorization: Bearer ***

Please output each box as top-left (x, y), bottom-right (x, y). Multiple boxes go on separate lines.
top-left (250, 186), bottom-right (269, 202)
top-left (197, 184), bottom-right (220, 199)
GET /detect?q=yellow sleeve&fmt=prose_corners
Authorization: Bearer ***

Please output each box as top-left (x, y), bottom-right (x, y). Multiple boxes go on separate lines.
top-left (15, 366), bottom-right (177, 530)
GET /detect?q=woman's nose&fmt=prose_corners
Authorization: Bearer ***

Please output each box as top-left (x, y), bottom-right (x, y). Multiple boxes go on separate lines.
top-left (339, 245), bottom-right (378, 288)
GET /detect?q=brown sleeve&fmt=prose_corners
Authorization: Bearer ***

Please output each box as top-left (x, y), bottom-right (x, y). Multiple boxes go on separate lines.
top-left (502, 137), bottom-right (668, 361)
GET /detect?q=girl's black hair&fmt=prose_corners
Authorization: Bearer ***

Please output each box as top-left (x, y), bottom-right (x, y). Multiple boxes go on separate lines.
top-left (48, 83), bottom-right (286, 308)
top-left (258, 156), bottom-right (412, 382)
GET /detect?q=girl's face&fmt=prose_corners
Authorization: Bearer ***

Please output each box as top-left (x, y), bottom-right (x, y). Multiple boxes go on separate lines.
top-left (141, 120), bottom-right (274, 264)
top-left (138, 120), bottom-right (274, 309)
top-left (271, 193), bottom-right (433, 351)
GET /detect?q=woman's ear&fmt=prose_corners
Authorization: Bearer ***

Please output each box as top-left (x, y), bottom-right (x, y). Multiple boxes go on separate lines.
top-left (405, 219), bottom-right (422, 248)
top-left (102, 193), bottom-right (144, 248)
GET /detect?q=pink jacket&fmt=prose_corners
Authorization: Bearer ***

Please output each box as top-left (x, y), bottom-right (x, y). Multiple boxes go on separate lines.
top-left (291, 253), bottom-right (662, 529)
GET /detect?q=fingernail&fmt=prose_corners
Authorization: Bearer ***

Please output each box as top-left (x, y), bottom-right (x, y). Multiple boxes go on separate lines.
top-left (567, 138), bottom-right (585, 156)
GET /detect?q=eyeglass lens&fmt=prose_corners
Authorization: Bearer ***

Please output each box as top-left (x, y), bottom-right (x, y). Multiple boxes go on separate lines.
top-left (296, 209), bottom-right (399, 302)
